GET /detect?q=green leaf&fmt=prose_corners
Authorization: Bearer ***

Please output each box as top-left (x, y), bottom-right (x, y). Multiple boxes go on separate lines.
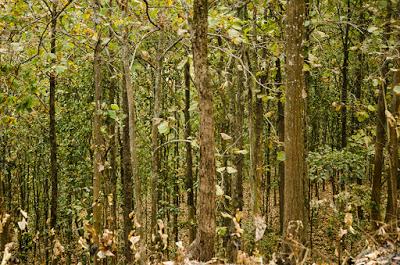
top-left (277, 151), bottom-right (286, 162)
top-left (356, 111), bottom-right (369, 122)
top-left (110, 104), bottom-right (119, 111)
top-left (216, 226), bottom-right (228, 236)
top-left (367, 105), bottom-right (376, 112)
top-left (55, 65), bottom-right (67, 74)
top-left (157, 121), bottom-right (169, 135)
top-left (107, 110), bottom-right (117, 120)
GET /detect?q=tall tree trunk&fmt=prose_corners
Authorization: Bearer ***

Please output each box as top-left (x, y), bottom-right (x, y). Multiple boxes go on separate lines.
top-left (276, 58), bottom-right (285, 235)
top-left (121, 1), bottom-right (143, 262)
top-left (108, 73), bottom-right (118, 265)
top-left (385, 0), bottom-right (400, 224)
top-left (120, 85), bottom-right (133, 263)
top-left (92, 21), bottom-right (103, 265)
top-left (283, 0), bottom-right (307, 260)
top-left (371, 2), bottom-right (390, 229)
top-left (184, 61), bottom-right (196, 242)
top-left (49, 2), bottom-right (58, 232)
top-left (340, 0), bottom-right (350, 149)
top-left (189, 0), bottom-right (216, 260)
top-left (151, 34), bottom-right (163, 239)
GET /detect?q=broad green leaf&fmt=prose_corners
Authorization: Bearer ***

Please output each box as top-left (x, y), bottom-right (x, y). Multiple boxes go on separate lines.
top-left (277, 151), bottom-right (286, 162)
top-left (110, 104), bottom-right (119, 111)
top-left (55, 65), bottom-right (67, 74)
top-left (157, 121), bottom-right (169, 135)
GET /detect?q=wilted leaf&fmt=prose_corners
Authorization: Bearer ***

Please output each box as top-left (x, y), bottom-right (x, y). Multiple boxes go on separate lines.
top-left (129, 235), bottom-right (140, 250)
top-left (234, 149), bottom-right (248, 155)
top-left (367, 25), bottom-right (378, 33)
top-left (393, 85), bottom-right (400, 95)
top-left (226, 166), bottom-right (237, 174)
top-left (385, 110), bottom-right (395, 126)
top-left (254, 215), bottom-right (266, 242)
top-left (53, 239), bottom-right (64, 257)
top-left (338, 228), bottom-right (347, 239)
top-left (344, 212), bottom-right (353, 226)
top-left (97, 249), bottom-right (114, 259)
top-left (18, 218), bottom-right (28, 231)
top-left (20, 209), bottom-right (28, 219)
top-left (220, 133), bottom-right (232, 140)
top-left (221, 212), bottom-right (232, 219)
top-left (216, 167), bottom-right (226, 173)
top-left (78, 237), bottom-right (89, 250)
top-left (1, 243), bottom-right (14, 265)
top-left (216, 184), bottom-right (224, 196)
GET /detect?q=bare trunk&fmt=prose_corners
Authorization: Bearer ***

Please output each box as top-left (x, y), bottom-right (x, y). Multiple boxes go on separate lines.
top-left (151, 37), bottom-right (163, 238)
top-left (371, 4), bottom-right (390, 229)
top-left (283, 0), bottom-right (307, 260)
top-left (92, 33), bottom-right (103, 265)
top-left (340, 0), bottom-right (350, 149)
top-left (184, 62), bottom-right (196, 242)
top-left (276, 58), bottom-right (285, 235)
top-left (49, 4), bottom-right (58, 232)
top-left (189, 0), bottom-right (216, 260)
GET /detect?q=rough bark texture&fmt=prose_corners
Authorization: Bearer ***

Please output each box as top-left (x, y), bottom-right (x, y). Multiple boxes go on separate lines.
top-left (340, 0), bottom-right (350, 149)
top-left (92, 32), bottom-right (103, 265)
top-left (151, 38), bottom-right (163, 238)
top-left (371, 4), bottom-right (390, 228)
top-left (184, 62), bottom-right (196, 242)
top-left (371, 83), bottom-right (386, 228)
top-left (283, 0), bottom-right (307, 260)
top-left (121, 60), bottom-right (134, 263)
top-left (276, 58), bottom-right (285, 235)
top-left (385, 0), bottom-right (399, 227)
top-left (189, 0), bottom-right (216, 261)
top-left (122, 2), bottom-right (143, 262)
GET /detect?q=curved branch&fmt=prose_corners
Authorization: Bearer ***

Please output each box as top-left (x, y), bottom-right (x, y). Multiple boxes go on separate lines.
top-left (142, 0), bottom-right (160, 29)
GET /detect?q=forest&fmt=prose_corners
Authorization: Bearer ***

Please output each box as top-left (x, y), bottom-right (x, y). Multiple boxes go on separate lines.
top-left (1, 0), bottom-right (400, 264)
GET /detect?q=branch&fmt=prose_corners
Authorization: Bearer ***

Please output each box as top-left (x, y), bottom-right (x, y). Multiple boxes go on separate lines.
top-left (19, 0), bottom-right (74, 65)
top-left (142, 0), bottom-right (160, 29)
top-left (161, 37), bottom-right (183, 59)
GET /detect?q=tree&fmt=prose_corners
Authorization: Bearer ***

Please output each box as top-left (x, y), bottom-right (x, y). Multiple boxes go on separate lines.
top-left (92, 0), bottom-right (104, 262)
top-left (283, 0), bottom-right (308, 260)
top-left (189, 0), bottom-right (216, 260)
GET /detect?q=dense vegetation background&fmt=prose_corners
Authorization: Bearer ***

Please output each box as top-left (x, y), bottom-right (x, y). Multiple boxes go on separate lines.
top-left (1, 0), bottom-right (400, 264)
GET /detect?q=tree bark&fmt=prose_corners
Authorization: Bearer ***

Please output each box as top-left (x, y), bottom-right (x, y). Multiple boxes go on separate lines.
top-left (283, 0), bottom-right (307, 260)
top-left (92, 22), bottom-right (103, 265)
top-left (276, 58), bottom-right (285, 235)
top-left (151, 33), bottom-right (163, 239)
top-left (340, 0), bottom-right (350, 149)
top-left (371, 2), bottom-right (390, 229)
top-left (184, 61), bottom-right (196, 242)
top-left (189, 0), bottom-right (216, 260)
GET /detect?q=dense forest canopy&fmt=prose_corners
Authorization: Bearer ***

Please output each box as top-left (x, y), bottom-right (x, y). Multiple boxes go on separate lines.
top-left (1, 0), bottom-right (400, 264)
